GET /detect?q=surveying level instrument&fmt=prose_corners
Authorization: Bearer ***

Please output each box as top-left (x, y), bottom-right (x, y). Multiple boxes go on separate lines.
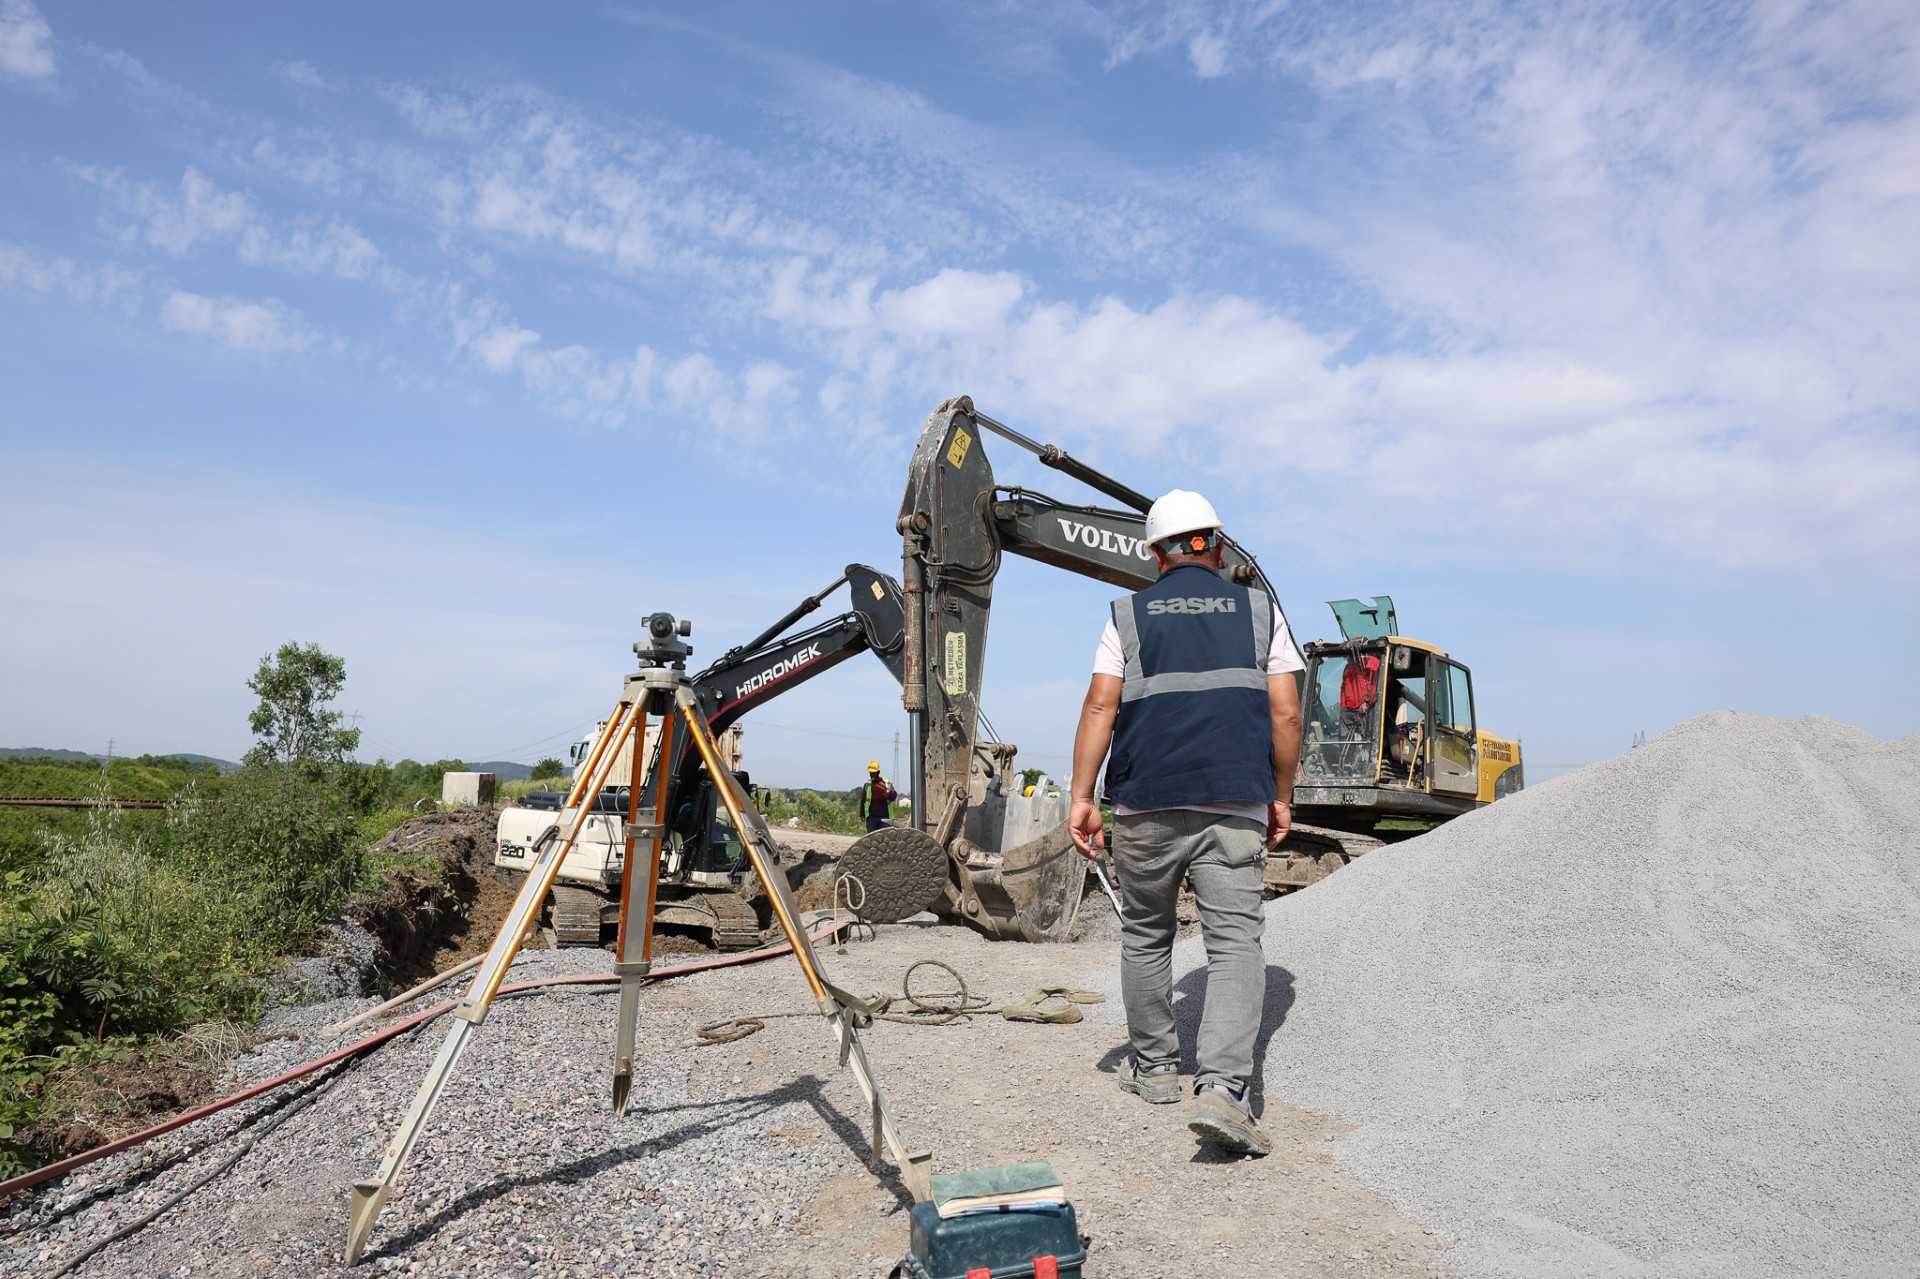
top-left (345, 615), bottom-right (934, 1264)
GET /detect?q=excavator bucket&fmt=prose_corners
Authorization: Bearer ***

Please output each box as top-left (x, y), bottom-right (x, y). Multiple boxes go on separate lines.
top-left (947, 822), bottom-right (1086, 943)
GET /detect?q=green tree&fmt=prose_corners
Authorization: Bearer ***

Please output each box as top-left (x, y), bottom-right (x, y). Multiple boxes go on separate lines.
top-left (244, 642), bottom-right (361, 770)
top-left (530, 756), bottom-right (565, 781)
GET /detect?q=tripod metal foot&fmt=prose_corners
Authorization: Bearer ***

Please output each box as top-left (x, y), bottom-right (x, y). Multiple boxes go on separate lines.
top-left (611, 970), bottom-right (647, 1117)
top-left (344, 1015), bottom-right (478, 1263)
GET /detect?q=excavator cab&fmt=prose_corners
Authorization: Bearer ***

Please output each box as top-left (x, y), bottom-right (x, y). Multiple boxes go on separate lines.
top-left (656, 768), bottom-right (751, 885)
top-left (1295, 595), bottom-right (1519, 836)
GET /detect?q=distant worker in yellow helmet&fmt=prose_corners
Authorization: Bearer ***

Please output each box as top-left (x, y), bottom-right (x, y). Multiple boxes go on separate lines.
top-left (858, 761), bottom-right (897, 832)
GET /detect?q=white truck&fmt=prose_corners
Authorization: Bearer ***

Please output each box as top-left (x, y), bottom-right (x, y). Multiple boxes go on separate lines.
top-left (494, 565), bottom-right (905, 947)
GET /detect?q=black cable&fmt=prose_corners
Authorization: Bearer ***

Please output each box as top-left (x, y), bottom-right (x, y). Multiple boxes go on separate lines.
top-left (44, 1060), bottom-right (355, 1279)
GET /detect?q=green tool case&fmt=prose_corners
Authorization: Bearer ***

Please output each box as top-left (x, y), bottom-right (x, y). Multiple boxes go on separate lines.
top-left (900, 1199), bottom-right (1086, 1279)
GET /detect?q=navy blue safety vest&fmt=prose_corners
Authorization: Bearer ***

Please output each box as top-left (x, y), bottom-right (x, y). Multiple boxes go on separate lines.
top-left (1105, 562), bottom-right (1277, 810)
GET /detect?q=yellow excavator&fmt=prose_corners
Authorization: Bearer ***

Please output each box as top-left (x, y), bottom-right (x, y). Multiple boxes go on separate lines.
top-left (1272, 595), bottom-right (1525, 889)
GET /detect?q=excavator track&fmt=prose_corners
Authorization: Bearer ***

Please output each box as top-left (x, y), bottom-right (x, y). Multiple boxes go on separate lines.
top-left (549, 884), bottom-right (606, 947)
top-left (1263, 823), bottom-right (1387, 895)
top-left (707, 889), bottom-right (765, 952)
top-left (654, 888), bottom-right (764, 951)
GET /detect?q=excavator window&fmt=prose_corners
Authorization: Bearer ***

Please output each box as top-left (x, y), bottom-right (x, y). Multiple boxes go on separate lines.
top-left (1435, 661), bottom-right (1475, 734)
top-left (1302, 651), bottom-right (1381, 781)
top-left (1387, 650), bottom-right (1427, 726)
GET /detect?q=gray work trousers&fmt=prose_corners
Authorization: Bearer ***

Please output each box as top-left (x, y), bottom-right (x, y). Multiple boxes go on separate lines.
top-left (1113, 809), bottom-right (1267, 1095)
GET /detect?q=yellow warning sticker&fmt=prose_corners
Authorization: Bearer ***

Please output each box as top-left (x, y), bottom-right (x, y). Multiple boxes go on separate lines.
top-left (871, 580), bottom-right (885, 601)
top-left (943, 630), bottom-right (967, 696)
top-left (946, 427), bottom-right (972, 469)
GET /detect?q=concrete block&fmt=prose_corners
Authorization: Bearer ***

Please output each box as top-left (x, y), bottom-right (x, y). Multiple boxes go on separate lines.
top-left (442, 771), bottom-right (496, 806)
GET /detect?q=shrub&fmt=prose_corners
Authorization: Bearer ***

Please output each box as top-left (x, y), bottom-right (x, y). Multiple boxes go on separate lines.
top-left (168, 769), bottom-right (362, 953)
top-left (762, 787), bottom-right (865, 835)
top-left (0, 878), bottom-right (172, 1178)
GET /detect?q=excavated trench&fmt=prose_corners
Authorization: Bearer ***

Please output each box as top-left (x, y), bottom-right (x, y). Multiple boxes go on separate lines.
top-left (345, 806), bottom-right (541, 984)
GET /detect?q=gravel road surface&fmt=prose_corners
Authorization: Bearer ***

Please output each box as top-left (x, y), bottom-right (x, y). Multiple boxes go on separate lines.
top-left (5, 895), bottom-right (1453, 1278)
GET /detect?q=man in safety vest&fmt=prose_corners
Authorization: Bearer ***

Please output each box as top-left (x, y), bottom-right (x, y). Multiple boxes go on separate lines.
top-left (858, 762), bottom-right (896, 832)
top-left (1068, 489), bottom-right (1303, 1157)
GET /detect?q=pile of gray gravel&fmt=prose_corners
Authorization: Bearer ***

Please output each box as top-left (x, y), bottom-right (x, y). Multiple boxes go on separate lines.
top-left (1216, 712), bottom-right (1920, 1278)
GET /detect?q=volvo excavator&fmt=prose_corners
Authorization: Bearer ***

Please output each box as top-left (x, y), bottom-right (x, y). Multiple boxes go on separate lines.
top-left (494, 564), bottom-right (919, 948)
top-left (834, 396), bottom-right (1300, 943)
top-left (841, 395), bottom-right (1525, 942)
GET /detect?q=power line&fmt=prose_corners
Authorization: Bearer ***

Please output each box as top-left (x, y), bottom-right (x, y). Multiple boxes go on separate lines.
top-left (750, 720), bottom-right (899, 746)
top-left (749, 720), bottom-right (1070, 763)
top-left (470, 718), bottom-right (600, 763)
top-left (355, 727), bottom-right (434, 763)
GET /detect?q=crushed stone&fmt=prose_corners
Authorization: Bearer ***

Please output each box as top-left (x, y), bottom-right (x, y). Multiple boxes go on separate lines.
top-left (1184, 711), bottom-right (1920, 1278)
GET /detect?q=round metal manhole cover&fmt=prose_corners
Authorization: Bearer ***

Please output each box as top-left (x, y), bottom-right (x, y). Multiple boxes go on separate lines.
top-left (837, 827), bottom-right (948, 923)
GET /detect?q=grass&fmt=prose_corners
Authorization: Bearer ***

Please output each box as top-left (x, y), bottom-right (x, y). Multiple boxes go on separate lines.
top-left (0, 757), bottom-right (209, 878)
top-left (0, 765), bottom-right (362, 1176)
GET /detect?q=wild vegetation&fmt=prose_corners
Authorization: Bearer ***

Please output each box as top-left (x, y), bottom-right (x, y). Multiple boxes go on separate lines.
top-left (0, 644), bottom-right (879, 1176)
top-left (0, 644), bottom-right (483, 1177)
top-left (759, 787), bottom-right (871, 835)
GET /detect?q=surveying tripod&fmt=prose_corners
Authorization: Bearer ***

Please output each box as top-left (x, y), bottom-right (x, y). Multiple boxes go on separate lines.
top-left (345, 613), bottom-right (933, 1264)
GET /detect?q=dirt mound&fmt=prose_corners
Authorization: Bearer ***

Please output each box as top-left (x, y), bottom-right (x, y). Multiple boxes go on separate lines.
top-left (23, 1024), bottom-right (249, 1161)
top-left (1212, 712), bottom-right (1920, 1278)
top-left (344, 807), bottom-right (538, 982)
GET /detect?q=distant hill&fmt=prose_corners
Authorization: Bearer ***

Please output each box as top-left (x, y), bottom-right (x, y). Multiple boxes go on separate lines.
top-left (0, 747), bottom-right (241, 773)
top-left (1, 748), bottom-right (541, 780)
top-left (466, 760), bottom-right (535, 782)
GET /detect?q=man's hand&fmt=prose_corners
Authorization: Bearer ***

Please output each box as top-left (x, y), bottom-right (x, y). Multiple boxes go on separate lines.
top-left (1069, 798), bottom-right (1105, 859)
top-left (1266, 799), bottom-right (1292, 850)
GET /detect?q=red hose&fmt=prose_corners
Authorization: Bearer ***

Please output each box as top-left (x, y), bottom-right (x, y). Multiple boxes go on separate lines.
top-left (0, 921), bottom-right (846, 1199)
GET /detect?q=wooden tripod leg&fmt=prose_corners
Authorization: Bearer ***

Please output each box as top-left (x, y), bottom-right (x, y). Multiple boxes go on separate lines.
top-left (677, 692), bottom-right (934, 1202)
top-left (346, 699), bottom-right (643, 1264)
top-left (612, 705), bottom-right (674, 1116)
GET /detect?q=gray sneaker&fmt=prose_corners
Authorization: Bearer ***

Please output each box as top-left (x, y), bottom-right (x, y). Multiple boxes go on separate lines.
top-left (1188, 1084), bottom-right (1271, 1156)
top-left (1117, 1058), bottom-right (1182, 1105)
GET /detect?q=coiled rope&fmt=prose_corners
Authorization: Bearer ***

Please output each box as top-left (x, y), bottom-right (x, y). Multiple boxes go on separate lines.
top-left (684, 958), bottom-right (1099, 1046)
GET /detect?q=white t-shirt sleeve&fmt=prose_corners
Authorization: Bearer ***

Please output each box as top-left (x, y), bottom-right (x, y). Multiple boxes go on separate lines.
top-left (1094, 619), bottom-right (1125, 678)
top-left (1267, 610), bottom-right (1305, 676)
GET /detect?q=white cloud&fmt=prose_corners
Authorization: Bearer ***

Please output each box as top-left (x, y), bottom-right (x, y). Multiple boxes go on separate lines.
top-left (278, 60), bottom-right (330, 90)
top-left (768, 258), bottom-right (1920, 575)
top-left (238, 217), bottom-right (381, 279)
top-left (1187, 30), bottom-right (1229, 77)
top-left (471, 320), bottom-right (541, 372)
top-left (0, 0), bottom-right (54, 80)
top-left (160, 290), bottom-right (315, 353)
top-left (78, 165), bottom-right (386, 283)
top-left (0, 241), bottom-right (140, 307)
top-left (100, 166), bottom-right (257, 256)
top-left (876, 268), bottom-right (1025, 337)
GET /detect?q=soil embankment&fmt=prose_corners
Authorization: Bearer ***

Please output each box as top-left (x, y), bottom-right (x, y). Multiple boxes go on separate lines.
top-left (348, 807), bottom-right (539, 981)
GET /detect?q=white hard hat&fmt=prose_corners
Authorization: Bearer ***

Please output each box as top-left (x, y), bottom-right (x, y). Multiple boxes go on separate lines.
top-left (1144, 489), bottom-right (1223, 547)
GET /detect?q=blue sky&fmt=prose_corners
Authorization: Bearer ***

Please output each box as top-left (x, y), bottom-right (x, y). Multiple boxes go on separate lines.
top-left (2, 0), bottom-right (1915, 787)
